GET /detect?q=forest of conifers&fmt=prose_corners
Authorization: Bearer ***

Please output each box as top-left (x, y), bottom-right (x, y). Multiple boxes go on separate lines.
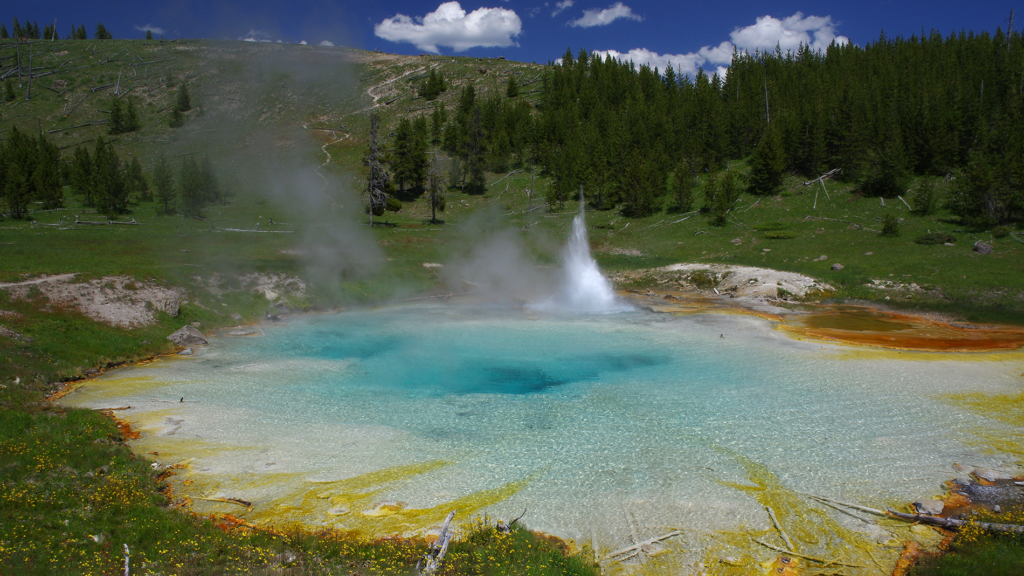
top-left (439, 28), bottom-right (1023, 227)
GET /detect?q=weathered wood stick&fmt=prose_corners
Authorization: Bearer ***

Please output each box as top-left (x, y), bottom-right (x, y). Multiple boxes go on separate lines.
top-left (605, 531), bottom-right (682, 559)
top-left (766, 506), bottom-right (795, 550)
top-left (753, 539), bottom-right (864, 568)
top-left (803, 494), bottom-right (887, 517)
top-left (885, 510), bottom-right (1024, 533)
top-left (898, 195), bottom-right (913, 210)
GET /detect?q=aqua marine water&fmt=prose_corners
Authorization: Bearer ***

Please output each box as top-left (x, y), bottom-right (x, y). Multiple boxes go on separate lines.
top-left (60, 303), bottom-right (1024, 565)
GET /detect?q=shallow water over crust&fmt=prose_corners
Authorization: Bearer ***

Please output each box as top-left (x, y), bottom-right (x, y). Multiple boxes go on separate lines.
top-left (59, 303), bottom-right (1024, 573)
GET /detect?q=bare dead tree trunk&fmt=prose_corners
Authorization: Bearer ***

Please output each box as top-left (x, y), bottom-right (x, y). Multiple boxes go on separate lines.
top-left (24, 47), bottom-right (32, 101)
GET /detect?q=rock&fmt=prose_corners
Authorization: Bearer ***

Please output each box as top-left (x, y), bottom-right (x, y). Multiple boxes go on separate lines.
top-left (719, 556), bottom-right (745, 566)
top-left (178, 347), bottom-right (194, 356)
top-left (914, 499), bottom-right (944, 515)
top-left (157, 298), bottom-right (180, 317)
top-left (831, 263), bottom-right (844, 271)
top-left (84, 368), bottom-right (99, 376)
top-left (973, 467), bottom-right (1012, 482)
top-left (190, 321), bottom-right (201, 329)
top-left (994, 505), bottom-right (1002, 513)
top-left (225, 328), bottom-right (260, 337)
top-left (141, 340), bottom-right (150, 345)
top-left (944, 242), bottom-right (955, 246)
top-left (167, 325), bottom-right (208, 347)
top-left (230, 312), bottom-right (242, 321)
top-left (813, 255), bottom-right (828, 261)
top-left (973, 242), bottom-right (993, 255)
top-left (864, 251), bottom-right (873, 255)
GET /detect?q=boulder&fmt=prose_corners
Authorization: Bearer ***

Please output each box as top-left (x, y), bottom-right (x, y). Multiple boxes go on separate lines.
top-left (831, 263), bottom-right (844, 271)
top-left (973, 467), bottom-right (1012, 482)
top-left (914, 499), bottom-right (944, 515)
top-left (814, 255), bottom-right (828, 261)
top-left (177, 347), bottom-right (194, 356)
top-left (167, 325), bottom-right (208, 347)
top-left (973, 242), bottom-right (993, 255)
top-left (230, 312), bottom-right (242, 321)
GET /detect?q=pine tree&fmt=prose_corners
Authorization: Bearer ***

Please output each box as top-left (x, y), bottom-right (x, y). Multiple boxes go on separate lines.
top-left (127, 157), bottom-right (149, 201)
top-left (428, 151), bottom-right (445, 224)
top-left (464, 107), bottom-right (487, 194)
top-left (506, 75), bottom-right (519, 98)
top-left (75, 25), bottom-right (87, 40)
top-left (94, 23), bottom-right (112, 40)
top-left (910, 179), bottom-right (938, 215)
top-left (153, 155), bottom-right (176, 214)
top-left (34, 136), bottom-right (63, 210)
top-left (179, 156), bottom-right (204, 217)
top-left (4, 79), bottom-right (14, 102)
top-left (199, 156), bottom-right (220, 203)
top-left (748, 125), bottom-right (786, 195)
top-left (175, 84), bottom-right (191, 112)
top-left (124, 97), bottom-right (140, 132)
top-left (108, 97), bottom-right (124, 134)
top-left (0, 23), bottom-right (8, 39)
top-left (71, 145), bottom-right (94, 206)
top-left (4, 162), bottom-right (30, 219)
top-left (672, 156), bottom-right (697, 212)
top-left (169, 108), bottom-right (184, 128)
top-left (145, 29), bottom-right (153, 40)
top-left (12, 18), bottom-right (22, 39)
top-left (92, 138), bottom-right (127, 217)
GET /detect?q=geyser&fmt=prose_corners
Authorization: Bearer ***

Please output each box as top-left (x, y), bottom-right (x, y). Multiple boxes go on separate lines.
top-left (532, 198), bottom-right (630, 313)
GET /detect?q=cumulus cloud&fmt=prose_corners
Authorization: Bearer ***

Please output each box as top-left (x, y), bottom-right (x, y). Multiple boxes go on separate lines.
top-left (592, 12), bottom-right (848, 77)
top-left (375, 1), bottom-right (522, 53)
top-left (241, 28), bottom-right (273, 42)
top-left (568, 2), bottom-right (641, 28)
top-left (551, 0), bottom-right (574, 17)
top-left (134, 23), bottom-right (165, 35)
top-left (319, 40), bottom-right (335, 46)
top-left (299, 40), bottom-right (308, 45)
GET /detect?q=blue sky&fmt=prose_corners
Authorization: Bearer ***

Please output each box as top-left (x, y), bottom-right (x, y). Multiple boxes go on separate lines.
top-left (16, 1), bottom-right (1020, 73)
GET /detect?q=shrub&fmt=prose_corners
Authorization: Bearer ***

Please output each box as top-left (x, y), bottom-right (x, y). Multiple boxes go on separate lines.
top-left (764, 230), bottom-right (799, 239)
top-left (881, 214), bottom-right (900, 237)
top-left (914, 232), bottom-right (956, 245)
top-left (755, 222), bottom-right (791, 232)
top-left (687, 270), bottom-right (720, 290)
top-left (993, 226), bottom-right (1010, 239)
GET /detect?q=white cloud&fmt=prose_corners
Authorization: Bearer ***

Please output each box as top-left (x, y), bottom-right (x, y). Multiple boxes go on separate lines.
top-left (551, 0), bottom-right (574, 17)
top-left (320, 40), bottom-right (335, 46)
top-left (300, 40), bottom-right (308, 45)
top-left (134, 23), bottom-right (165, 35)
top-left (591, 48), bottom-right (705, 76)
top-left (375, 1), bottom-right (522, 53)
top-left (568, 2), bottom-right (641, 28)
top-left (729, 12), bottom-right (848, 53)
top-left (241, 28), bottom-right (273, 42)
top-left (591, 12), bottom-right (849, 77)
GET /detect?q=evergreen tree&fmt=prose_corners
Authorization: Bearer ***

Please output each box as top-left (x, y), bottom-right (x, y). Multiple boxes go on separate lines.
top-left (153, 155), bottom-right (176, 214)
top-left (108, 97), bottom-right (124, 134)
top-left (124, 97), bottom-right (140, 132)
top-left (428, 152), bottom-right (445, 224)
top-left (71, 145), bottom-right (94, 206)
top-left (94, 23), bottom-right (112, 40)
top-left (910, 179), bottom-right (938, 215)
top-left (127, 157), bottom-right (149, 201)
top-left (672, 156), bottom-right (697, 213)
top-left (430, 103), bottom-right (446, 147)
top-left (0, 23), bottom-right (8, 39)
top-left (11, 18), bottom-right (21, 39)
top-left (169, 108), bottom-right (184, 128)
top-left (29, 21), bottom-right (40, 39)
top-left (748, 125), bottom-right (787, 195)
top-left (75, 25), bottom-right (87, 40)
top-left (178, 156), bottom-right (204, 217)
top-left (34, 136), bottom-right (63, 210)
top-left (506, 75), bottom-right (519, 98)
top-left (4, 79), bottom-right (15, 102)
top-left (199, 156), bottom-right (220, 203)
top-left (175, 84), bottom-right (192, 112)
top-left (3, 161), bottom-right (30, 219)
top-left (418, 69), bottom-right (447, 100)
top-left (464, 107), bottom-right (487, 194)
top-left (145, 29), bottom-right (153, 40)
top-left (92, 138), bottom-right (127, 217)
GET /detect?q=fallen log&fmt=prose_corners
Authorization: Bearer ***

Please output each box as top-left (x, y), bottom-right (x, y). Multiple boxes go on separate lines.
top-left (885, 509), bottom-right (1024, 534)
top-left (605, 531), bottom-right (682, 560)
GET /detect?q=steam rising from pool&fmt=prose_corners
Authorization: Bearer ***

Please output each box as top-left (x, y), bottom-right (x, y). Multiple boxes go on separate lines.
top-left (532, 200), bottom-right (630, 314)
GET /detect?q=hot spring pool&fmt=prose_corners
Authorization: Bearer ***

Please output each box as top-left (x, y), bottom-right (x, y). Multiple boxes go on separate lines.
top-left (59, 302), bottom-right (1024, 568)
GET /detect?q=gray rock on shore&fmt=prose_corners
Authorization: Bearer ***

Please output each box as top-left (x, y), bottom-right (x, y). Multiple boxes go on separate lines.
top-left (167, 325), bottom-right (208, 347)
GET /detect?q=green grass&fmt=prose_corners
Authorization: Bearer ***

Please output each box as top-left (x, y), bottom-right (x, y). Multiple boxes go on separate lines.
top-left (911, 539), bottom-right (1024, 576)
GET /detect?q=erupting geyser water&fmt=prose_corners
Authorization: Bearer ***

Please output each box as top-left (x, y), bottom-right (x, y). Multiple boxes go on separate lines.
top-left (533, 199), bottom-right (630, 313)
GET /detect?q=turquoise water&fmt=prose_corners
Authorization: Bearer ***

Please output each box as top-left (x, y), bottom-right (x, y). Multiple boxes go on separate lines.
top-left (61, 303), bottom-right (1024, 562)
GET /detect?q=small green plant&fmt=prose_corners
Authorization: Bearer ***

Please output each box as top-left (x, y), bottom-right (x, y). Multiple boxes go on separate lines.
top-left (910, 179), bottom-right (939, 215)
top-left (993, 226), bottom-right (1010, 239)
top-left (881, 213), bottom-right (900, 237)
top-left (914, 232), bottom-right (956, 245)
top-left (4, 78), bottom-right (14, 102)
top-left (687, 269), bottom-right (720, 290)
top-left (755, 221), bottom-right (791, 231)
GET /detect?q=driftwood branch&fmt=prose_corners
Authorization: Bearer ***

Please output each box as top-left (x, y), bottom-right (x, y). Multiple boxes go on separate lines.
top-left (885, 510), bottom-right (1024, 533)
top-left (753, 539), bottom-right (863, 568)
top-left (766, 506), bottom-right (794, 550)
top-left (419, 510), bottom-right (456, 575)
top-left (498, 508), bottom-right (527, 534)
top-left (605, 531), bottom-right (682, 560)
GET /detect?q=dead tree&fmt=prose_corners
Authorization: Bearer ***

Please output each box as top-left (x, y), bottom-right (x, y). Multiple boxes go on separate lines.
top-left (419, 510), bottom-right (456, 575)
top-left (364, 113), bottom-right (390, 226)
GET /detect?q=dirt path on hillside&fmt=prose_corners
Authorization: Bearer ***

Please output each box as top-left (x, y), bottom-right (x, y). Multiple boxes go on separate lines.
top-left (0, 273), bottom-right (79, 288)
